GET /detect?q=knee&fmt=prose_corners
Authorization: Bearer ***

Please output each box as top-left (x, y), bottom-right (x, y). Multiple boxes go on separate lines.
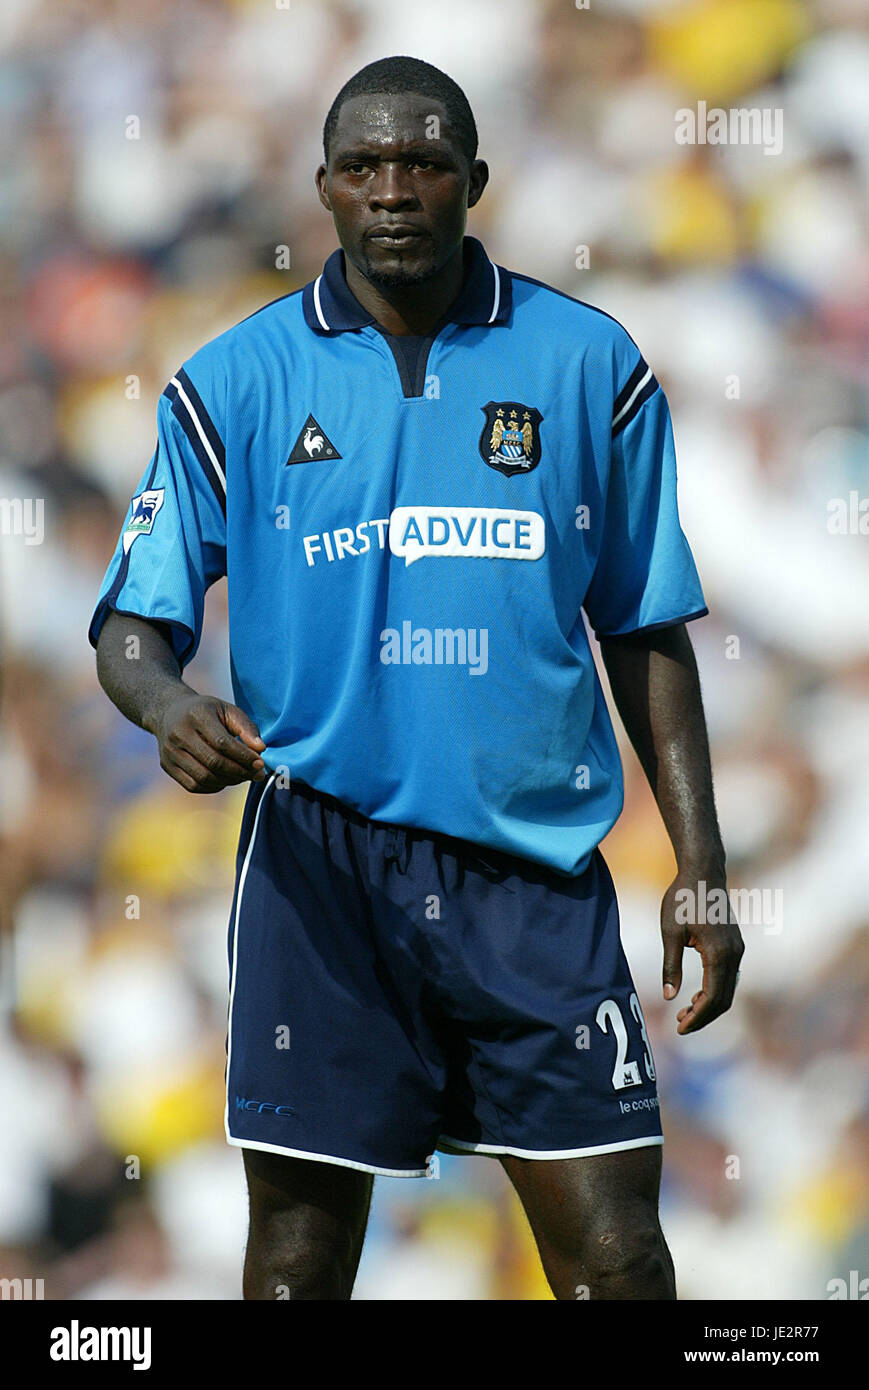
top-left (545, 1211), bottom-right (673, 1300)
top-left (241, 1151), bottom-right (370, 1300)
top-left (244, 1220), bottom-right (357, 1300)
top-left (578, 1218), bottom-right (672, 1299)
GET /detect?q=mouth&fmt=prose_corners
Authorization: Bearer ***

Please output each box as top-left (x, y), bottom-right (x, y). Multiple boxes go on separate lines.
top-left (366, 226), bottom-right (427, 249)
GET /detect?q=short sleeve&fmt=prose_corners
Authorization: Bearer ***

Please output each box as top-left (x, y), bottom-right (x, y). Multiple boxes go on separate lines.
top-left (88, 371), bottom-right (227, 669)
top-left (583, 361), bottom-right (707, 639)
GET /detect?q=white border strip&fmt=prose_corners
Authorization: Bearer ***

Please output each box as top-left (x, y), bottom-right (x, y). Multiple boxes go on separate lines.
top-left (487, 262), bottom-right (501, 324)
top-left (224, 771), bottom-right (277, 1139)
top-left (611, 365), bottom-right (653, 429)
top-left (312, 274), bottom-right (330, 331)
top-left (437, 1133), bottom-right (664, 1160)
top-left (226, 1133), bottom-right (427, 1179)
top-left (169, 376), bottom-right (227, 494)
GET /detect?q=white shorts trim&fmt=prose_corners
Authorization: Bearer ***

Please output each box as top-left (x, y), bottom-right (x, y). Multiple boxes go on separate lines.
top-left (436, 1133), bottom-right (664, 1160)
top-left (226, 1133), bottom-right (427, 1178)
top-left (224, 773), bottom-right (276, 1138)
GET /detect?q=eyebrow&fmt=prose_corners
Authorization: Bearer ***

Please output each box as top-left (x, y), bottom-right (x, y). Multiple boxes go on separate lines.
top-left (335, 143), bottom-right (454, 163)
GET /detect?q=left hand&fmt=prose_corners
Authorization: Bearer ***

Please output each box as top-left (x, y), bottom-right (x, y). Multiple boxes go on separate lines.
top-left (660, 872), bottom-right (745, 1034)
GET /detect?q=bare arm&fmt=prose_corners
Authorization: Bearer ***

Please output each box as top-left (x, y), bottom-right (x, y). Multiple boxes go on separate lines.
top-left (600, 623), bottom-right (744, 1033)
top-left (96, 611), bottom-right (266, 794)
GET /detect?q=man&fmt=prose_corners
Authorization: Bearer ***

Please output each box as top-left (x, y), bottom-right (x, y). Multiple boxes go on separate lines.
top-left (89, 55), bottom-right (744, 1300)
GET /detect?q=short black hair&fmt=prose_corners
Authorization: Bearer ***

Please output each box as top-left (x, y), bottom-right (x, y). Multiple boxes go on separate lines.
top-left (322, 55), bottom-right (478, 165)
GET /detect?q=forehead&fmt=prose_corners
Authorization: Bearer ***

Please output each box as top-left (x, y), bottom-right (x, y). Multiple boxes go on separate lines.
top-left (330, 92), bottom-right (456, 155)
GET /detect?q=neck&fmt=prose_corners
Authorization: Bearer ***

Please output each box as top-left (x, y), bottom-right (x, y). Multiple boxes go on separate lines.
top-left (343, 242), bottom-right (465, 336)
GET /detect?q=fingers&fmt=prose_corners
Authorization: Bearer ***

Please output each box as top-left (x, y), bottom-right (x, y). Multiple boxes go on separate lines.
top-left (190, 715), bottom-right (265, 778)
top-left (161, 743), bottom-right (228, 794)
top-left (661, 928), bottom-right (684, 1002)
top-left (161, 707), bottom-right (267, 793)
top-left (220, 702), bottom-right (267, 753)
top-left (168, 731), bottom-right (264, 790)
top-left (675, 928), bottom-right (744, 1035)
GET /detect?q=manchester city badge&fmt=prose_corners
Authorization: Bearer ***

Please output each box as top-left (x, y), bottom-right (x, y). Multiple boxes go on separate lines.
top-left (478, 401), bottom-right (543, 476)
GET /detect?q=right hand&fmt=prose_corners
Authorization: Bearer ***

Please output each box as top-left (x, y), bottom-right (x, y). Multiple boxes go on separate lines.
top-left (154, 693), bottom-right (267, 793)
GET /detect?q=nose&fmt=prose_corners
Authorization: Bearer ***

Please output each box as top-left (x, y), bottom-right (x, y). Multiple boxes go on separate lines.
top-left (369, 162), bottom-right (418, 210)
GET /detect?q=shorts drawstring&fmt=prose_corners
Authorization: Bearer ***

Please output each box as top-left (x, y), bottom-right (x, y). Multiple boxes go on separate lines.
top-left (383, 824), bottom-right (410, 874)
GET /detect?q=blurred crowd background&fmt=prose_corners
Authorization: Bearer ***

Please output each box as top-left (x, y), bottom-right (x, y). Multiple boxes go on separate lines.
top-left (1, 0), bottom-right (867, 1300)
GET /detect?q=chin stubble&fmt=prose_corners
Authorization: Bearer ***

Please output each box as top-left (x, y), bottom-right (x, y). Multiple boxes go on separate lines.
top-left (359, 246), bottom-right (439, 291)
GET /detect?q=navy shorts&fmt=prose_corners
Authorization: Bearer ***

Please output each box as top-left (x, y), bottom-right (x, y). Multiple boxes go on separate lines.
top-left (224, 773), bottom-right (663, 1177)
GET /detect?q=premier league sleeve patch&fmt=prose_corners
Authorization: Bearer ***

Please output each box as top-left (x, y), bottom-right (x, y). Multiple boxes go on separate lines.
top-left (122, 488), bottom-right (165, 554)
top-left (479, 401), bottom-right (543, 476)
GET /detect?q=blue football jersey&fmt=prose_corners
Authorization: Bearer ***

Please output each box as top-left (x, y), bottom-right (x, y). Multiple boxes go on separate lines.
top-left (89, 236), bottom-right (707, 875)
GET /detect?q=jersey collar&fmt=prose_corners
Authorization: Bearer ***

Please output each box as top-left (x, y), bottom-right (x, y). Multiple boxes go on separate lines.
top-left (302, 235), bottom-right (512, 334)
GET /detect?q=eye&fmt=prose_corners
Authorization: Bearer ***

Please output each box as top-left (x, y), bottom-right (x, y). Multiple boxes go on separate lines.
top-left (410, 159), bottom-right (435, 171)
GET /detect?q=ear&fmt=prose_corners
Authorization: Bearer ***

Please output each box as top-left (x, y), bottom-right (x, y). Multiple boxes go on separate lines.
top-left (315, 163), bottom-right (332, 212)
top-left (467, 159), bottom-right (489, 210)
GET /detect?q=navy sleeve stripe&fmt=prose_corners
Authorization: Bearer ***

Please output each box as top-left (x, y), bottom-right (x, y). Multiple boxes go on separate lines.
top-left (164, 380), bottom-right (227, 517)
top-left (611, 372), bottom-right (659, 439)
top-left (175, 368), bottom-right (226, 472)
top-left (613, 358), bottom-right (650, 417)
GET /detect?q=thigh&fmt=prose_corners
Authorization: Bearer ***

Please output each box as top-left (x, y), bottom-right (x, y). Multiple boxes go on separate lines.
top-left (243, 1148), bottom-right (373, 1299)
top-left (500, 1145), bottom-right (673, 1299)
top-left (502, 1143), bottom-right (662, 1232)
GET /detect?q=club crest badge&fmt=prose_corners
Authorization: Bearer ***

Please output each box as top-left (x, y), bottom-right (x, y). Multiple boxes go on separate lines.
top-left (123, 488), bottom-right (165, 554)
top-left (479, 401), bottom-right (543, 476)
